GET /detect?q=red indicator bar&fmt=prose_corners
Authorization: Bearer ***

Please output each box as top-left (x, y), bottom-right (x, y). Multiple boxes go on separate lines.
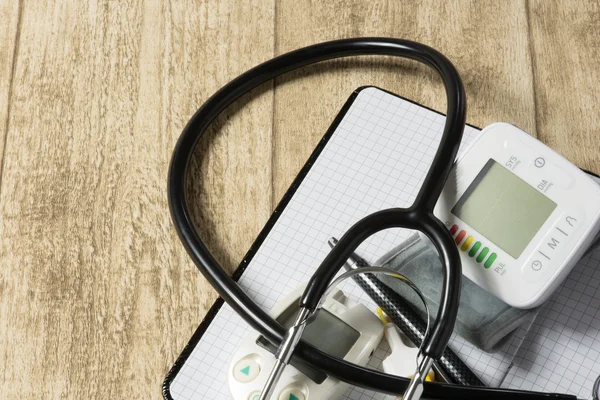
top-left (449, 224), bottom-right (459, 236)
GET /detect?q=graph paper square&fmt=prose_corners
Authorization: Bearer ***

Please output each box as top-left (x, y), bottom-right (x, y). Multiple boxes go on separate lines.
top-left (165, 87), bottom-right (600, 400)
top-left (503, 244), bottom-right (600, 399)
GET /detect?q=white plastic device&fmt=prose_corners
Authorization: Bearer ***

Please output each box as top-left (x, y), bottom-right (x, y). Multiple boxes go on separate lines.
top-left (434, 123), bottom-right (600, 308)
top-left (228, 284), bottom-right (383, 400)
top-left (380, 322), bottom-right (420, 378)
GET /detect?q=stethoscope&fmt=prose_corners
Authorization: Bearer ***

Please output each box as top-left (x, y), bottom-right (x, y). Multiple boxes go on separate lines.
top-left (168, 38), bottom-right (596, 400)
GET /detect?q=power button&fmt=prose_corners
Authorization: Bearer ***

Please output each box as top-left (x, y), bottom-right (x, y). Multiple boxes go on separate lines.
top-left (534, 157), bottom-right (545, 168)
top-left (531, 155), bottom-right (574, 189)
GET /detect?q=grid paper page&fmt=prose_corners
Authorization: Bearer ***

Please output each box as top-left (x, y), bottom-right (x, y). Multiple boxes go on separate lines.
top-left (503, 235), bottom-right (600, 398)
top-left (168, 87), bottom-right (531, 400)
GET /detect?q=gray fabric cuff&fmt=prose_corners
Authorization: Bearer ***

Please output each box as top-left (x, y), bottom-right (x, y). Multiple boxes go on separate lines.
top-left (377, 233), bottom-right (538, 352)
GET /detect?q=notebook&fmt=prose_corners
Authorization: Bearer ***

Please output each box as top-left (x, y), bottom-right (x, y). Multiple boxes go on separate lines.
top-left (164, 86), bottom-right (600, 400)
top-left (503, 243), bottom-right (600, 399)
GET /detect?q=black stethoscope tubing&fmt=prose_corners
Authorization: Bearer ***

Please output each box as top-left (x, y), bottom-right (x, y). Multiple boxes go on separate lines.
top-left (167, 38), bottom-right (576, 400)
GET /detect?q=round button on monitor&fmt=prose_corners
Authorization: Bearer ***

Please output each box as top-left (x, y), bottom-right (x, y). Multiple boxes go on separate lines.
top-left (233, 356), bottom-right (261, 383)
top-left (248, 391), bottom-right (261, 400)
top-left (278, 387), bottom-right (306, 400)
top-left (521, 255), bottom-right (546, 283)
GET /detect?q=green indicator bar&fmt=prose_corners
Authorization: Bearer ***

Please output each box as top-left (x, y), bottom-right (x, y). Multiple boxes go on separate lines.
top-left (476, 247), bottom-right (489, 263)
top-left (468, 242), bottom-right (481, 257)
top-left (484, 253), bottom-right (497, 269)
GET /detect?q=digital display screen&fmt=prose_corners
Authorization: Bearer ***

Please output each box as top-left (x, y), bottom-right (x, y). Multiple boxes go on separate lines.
top-left (297, 309), bottom-right (360, 359)
top-left (451, 159), bottom-right (557, 258)
top-left (257, 306), bottom-right (360, 383)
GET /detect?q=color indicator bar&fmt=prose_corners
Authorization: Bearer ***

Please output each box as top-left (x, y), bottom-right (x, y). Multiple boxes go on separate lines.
top-left (468, 241), bottom-right (481, 257)
top-left (449, 224), bottom-right (459, 236)
top-left (484, 253), bottom-right (497, 269)
top-left (476, 247), bottom-right (489, 263)
top-left (460, 236), bottom-right (474, 251)
top-left (455, 230), bottom-right (466, 245)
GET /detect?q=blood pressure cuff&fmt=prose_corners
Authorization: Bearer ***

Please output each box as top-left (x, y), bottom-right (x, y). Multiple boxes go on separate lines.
top-left (376, 233), bottom-right (538, 352)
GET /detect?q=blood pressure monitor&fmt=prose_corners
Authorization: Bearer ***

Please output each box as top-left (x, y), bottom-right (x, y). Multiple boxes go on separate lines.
top-left (434, 123), bottom-right (600, 308)
top-left (228, 285), bottom-right (383, 400)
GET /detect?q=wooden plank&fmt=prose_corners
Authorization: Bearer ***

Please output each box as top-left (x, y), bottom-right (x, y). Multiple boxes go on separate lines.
top-left (272, 0), bottom-right (537, 202)
top-left (0, 0), bottom-right (21, 179)
top-left (527, 0), bottom-right (600, 174)
top-left (0, 1), bottom-right (274, 398)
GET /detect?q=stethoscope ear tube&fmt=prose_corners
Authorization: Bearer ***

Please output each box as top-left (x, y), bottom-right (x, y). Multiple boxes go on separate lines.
top-left (167, 38), bottom-right (577, 399)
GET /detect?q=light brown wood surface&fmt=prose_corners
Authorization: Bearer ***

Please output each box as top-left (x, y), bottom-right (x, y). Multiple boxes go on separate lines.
top-left (1, 1), bottom-right (599, 398)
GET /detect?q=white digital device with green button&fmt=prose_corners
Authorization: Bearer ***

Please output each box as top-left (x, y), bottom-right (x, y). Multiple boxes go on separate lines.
top-left (434, 122), bottom-right (600, 309)
top-left (227, 284), bottom-right (383, 400)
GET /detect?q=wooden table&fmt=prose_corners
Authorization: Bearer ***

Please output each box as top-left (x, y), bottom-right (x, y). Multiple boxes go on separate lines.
top-left (1, 1), bottom-right (599, 398)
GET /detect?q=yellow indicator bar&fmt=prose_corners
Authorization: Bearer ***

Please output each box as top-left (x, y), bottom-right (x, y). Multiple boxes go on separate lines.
top-left (461, 236), bottom-right (474, 251)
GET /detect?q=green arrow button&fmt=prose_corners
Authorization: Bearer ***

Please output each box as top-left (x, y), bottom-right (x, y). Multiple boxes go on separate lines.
top-left (240, 365), bottom-right (250, 376)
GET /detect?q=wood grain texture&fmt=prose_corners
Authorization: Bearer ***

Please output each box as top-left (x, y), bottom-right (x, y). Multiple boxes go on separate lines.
top-left (272, 0), bottom-right (537, 202)
top-left (0, 1), bottom-right (599, 399)
top-left (528, 0), bottom-right (600, 174)
top-left (0, 0), bottom-right (21, 179)
top-left (0, 0), bottom-right (274, 398)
